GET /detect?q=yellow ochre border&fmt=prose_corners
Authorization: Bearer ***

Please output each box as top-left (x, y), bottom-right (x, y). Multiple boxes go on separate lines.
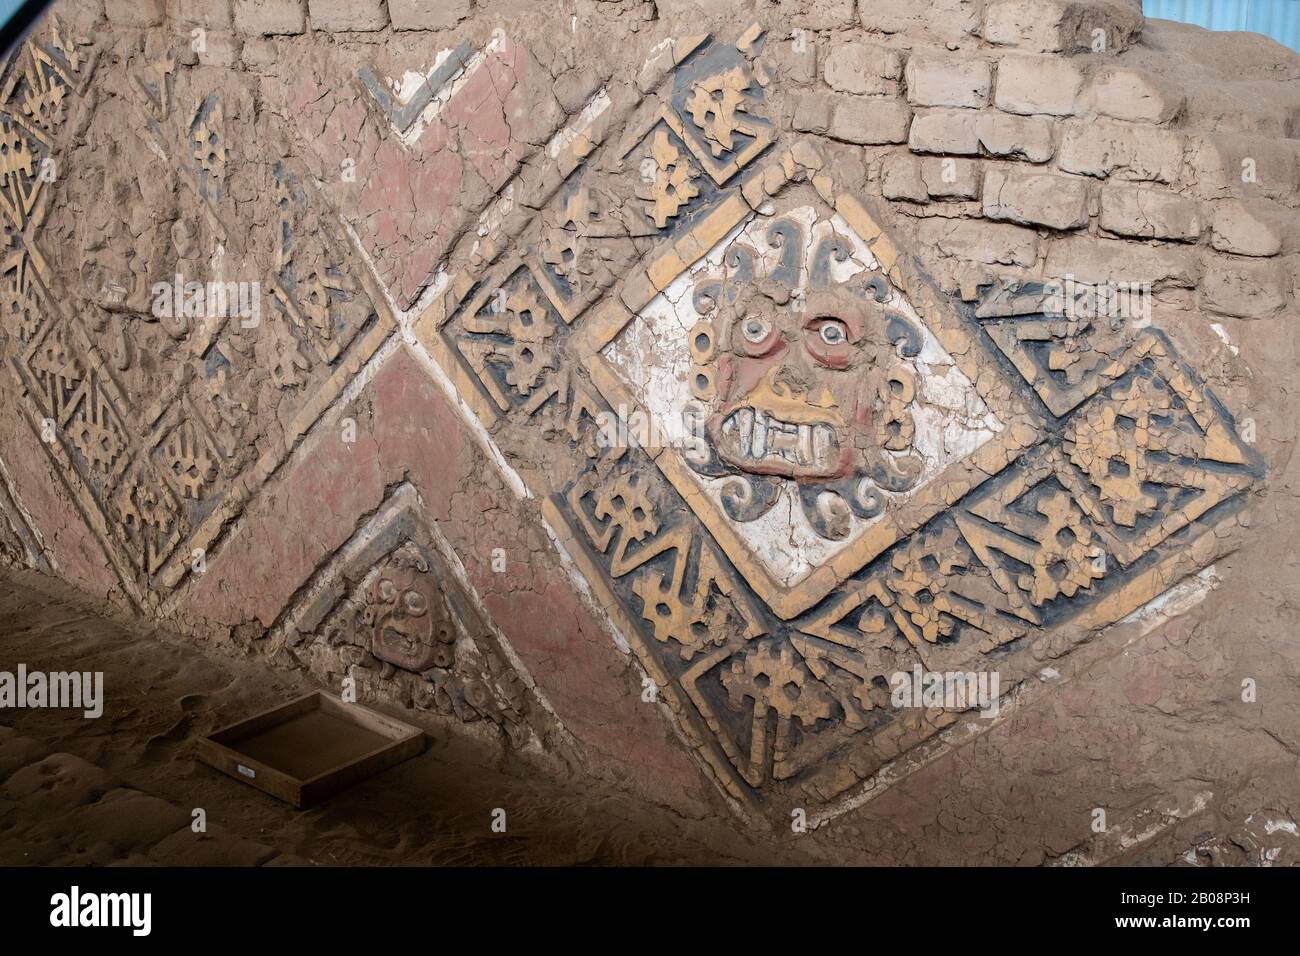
top-left (576, 145), bottom-right (1046, 620)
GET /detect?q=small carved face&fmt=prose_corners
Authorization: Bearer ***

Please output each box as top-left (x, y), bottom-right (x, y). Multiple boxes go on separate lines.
top-left (707, 288), bottom-right (887, 481)
top-left (367, 563), bottom-right (453, 672)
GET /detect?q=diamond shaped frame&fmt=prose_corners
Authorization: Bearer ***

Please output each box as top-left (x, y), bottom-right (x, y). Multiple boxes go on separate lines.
top-left (573, 148), bottom-right (1045, 619)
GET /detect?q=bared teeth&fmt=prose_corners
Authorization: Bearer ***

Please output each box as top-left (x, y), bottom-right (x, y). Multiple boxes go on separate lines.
top-left (736, 408), bottom-right (754, 457)
top-left (813, 424), bottom-right (833, 462)
top-left (721, 408), bottom-right (838, 469)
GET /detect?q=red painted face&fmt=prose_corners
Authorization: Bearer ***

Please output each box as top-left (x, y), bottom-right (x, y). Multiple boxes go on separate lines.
top-left (707, 289), bottom-right (889, 481)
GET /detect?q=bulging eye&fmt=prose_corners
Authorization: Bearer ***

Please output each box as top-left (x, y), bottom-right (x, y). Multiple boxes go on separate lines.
top-left (740, 316), bottom-right (771, 344)
top-left (818, 320), bottom-right (848, 346)
top-left (377, 578), bottom-right (397, 602)
top-left (403, 589), bottom-right (428, 616)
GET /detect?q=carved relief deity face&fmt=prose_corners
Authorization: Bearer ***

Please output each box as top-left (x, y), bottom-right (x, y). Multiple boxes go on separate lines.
top-left (604, 202), bottom-right (1008, 586)
top-left (363, 545), bottom-right (455, 672)
top-left (708, 286), bottom-right (891, 482)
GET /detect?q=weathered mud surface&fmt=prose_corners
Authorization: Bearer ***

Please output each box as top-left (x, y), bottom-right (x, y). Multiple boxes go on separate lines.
top-left (0, 568), bottom-right (809, 865)
top-left (1, 0), bottom-right (1299, 863)
top-left (4, 563), bottom-right (1300, 865)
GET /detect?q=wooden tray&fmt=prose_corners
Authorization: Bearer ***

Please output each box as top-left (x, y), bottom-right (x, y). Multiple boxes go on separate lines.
top-left (197, 692), bottom-right (425, 808)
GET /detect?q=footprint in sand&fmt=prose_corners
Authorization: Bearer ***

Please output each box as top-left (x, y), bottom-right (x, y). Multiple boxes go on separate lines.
top-left (141, 693), bottom-right (208, 760)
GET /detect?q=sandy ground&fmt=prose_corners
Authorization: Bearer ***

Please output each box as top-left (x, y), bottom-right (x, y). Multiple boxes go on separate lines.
top-left (3, 553), bottom-right (1299, 868)
top-left (0, 566), bottom-right (815, 866)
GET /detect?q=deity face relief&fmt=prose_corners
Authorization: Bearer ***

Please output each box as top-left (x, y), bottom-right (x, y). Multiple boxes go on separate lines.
top-left (707, 286), bottom-right (891, 482)
top-left (608, 209), bottom-right (947, 552)
top-left (363, 545), bottom-right (455, 672)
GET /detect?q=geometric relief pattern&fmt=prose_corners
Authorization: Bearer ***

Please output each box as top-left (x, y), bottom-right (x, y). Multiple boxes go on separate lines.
top-left (0, 451), bottom-right (49, 572)
top-left (2, 15), bottom-right (1263, 822)
top-left (269, 483), bottom-right (548, 751)
top-left (411, 25), bottom-right (1264, 819)
top-left (0, 17), bottom-right (396, 608)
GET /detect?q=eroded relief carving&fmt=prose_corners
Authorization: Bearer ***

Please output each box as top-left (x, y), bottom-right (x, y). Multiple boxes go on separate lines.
top-left (361, 542), bottom-right (457, 673)
top-left (0, 453), bottom-right (47, 572)
top-left (0, 16), bottom-right (1264, 824)
top-left (0, 18), bottom-right (396, 605)
top-left (412, 26), bottom-right (1261, 819)
top-left (275, 486), bottom-right (547, 750)
top-left (637, 129), bottom-right (698, 228)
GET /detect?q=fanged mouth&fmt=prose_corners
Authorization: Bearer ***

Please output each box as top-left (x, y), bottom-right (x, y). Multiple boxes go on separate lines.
top-left (716, 407), bottom-right (843, 477)
top-left (381, 625), bottom-right (420, 653)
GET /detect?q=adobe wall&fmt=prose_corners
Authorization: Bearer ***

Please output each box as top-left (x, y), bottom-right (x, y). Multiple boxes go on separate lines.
top-left (1, 0), bottom-right (1298, 851)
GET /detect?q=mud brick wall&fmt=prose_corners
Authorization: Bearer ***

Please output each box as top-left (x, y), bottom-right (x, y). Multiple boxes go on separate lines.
top-left (1, 0), bottom-right (1299, 847)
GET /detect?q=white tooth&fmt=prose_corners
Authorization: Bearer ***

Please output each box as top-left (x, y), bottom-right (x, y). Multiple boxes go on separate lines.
top-left (798, 424), bottom-right (813, 465)
top-left (753, 411), bottom-right (768, 459)
top-left (814, 425), bottom-right (832, 462)
top-left (722, 414), bottom-right (736, 435)
top-left (737, 408), bottom-right (753, 457)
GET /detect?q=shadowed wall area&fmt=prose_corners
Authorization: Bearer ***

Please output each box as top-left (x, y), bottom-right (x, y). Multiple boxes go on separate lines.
top-left (0, 0), bottom-right (1298, 866)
